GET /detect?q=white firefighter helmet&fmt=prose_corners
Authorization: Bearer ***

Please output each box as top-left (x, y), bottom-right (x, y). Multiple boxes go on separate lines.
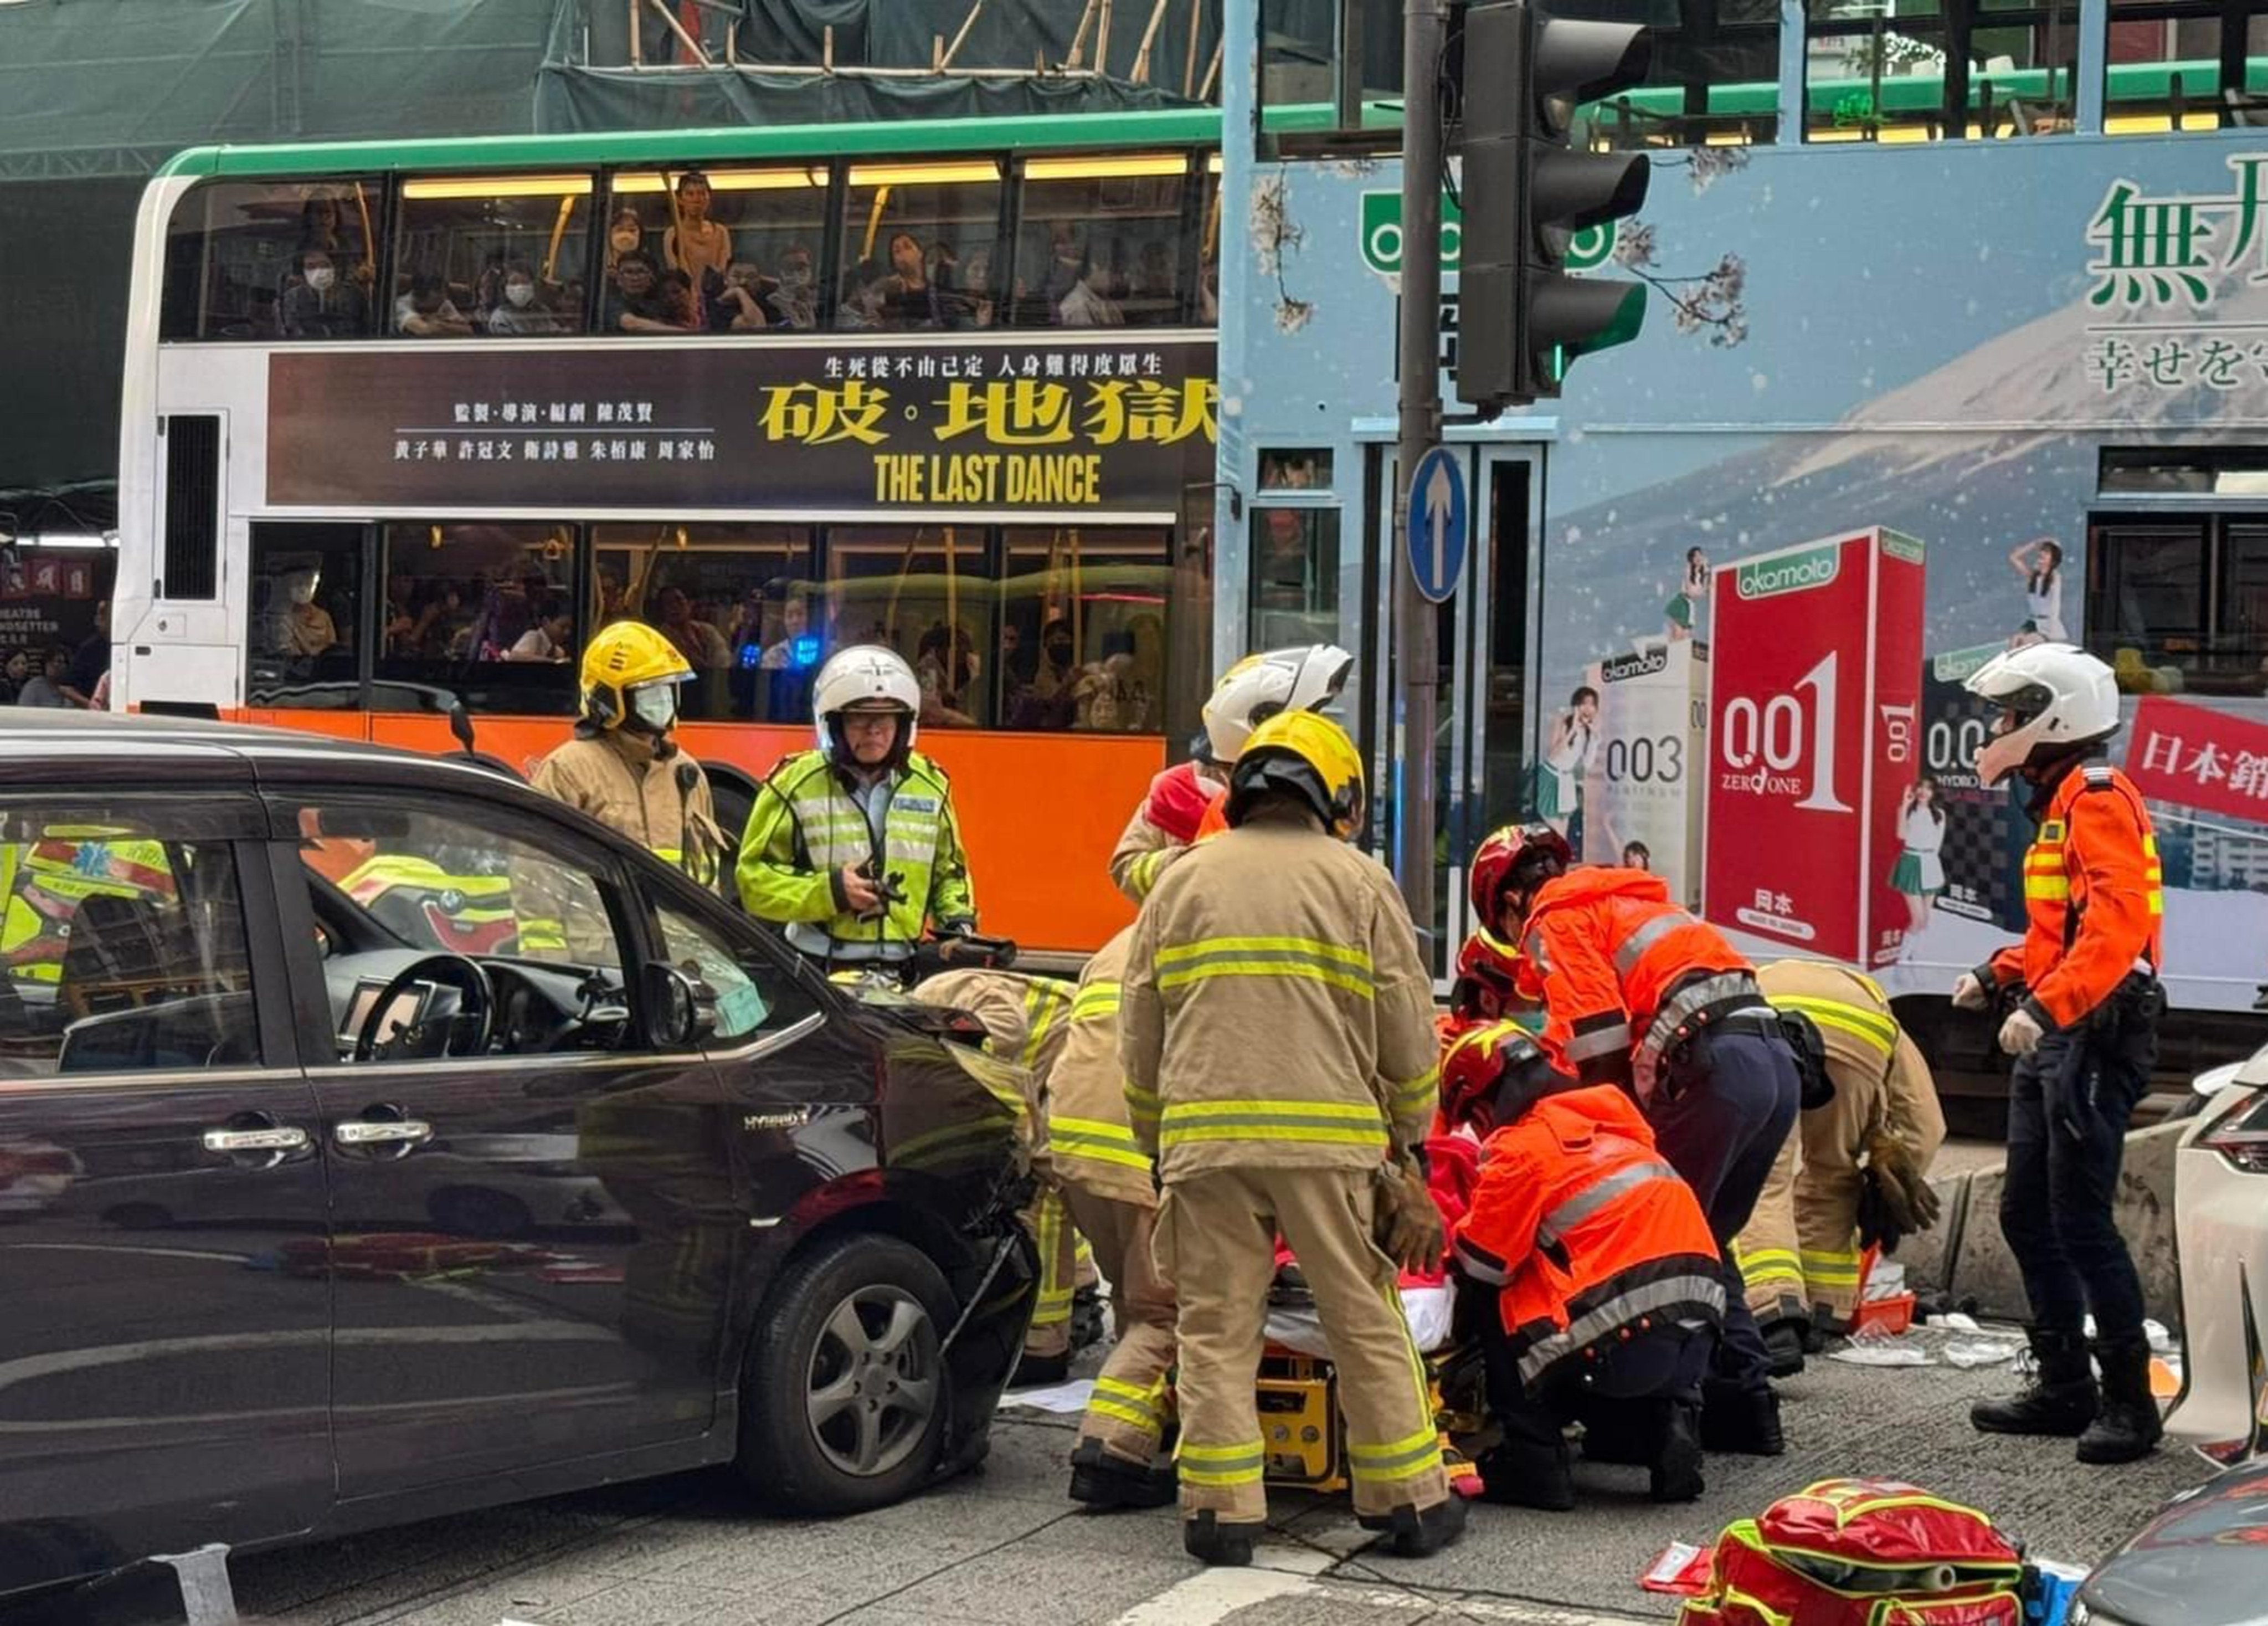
top-left (1200, 644), bottom-right (1355, 763)
top-left (812, 644), bottom-right (922, 760)
top-left (1964, 642), bottom-right (2120, 786)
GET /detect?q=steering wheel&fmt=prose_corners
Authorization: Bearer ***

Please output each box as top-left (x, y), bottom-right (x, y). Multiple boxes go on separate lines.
top-left (354, 953), bottom-right (496, 1063)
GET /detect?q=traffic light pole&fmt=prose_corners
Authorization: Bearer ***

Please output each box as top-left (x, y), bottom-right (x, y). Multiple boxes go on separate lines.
top-left (1392, 0), bottom-right (1447, 938)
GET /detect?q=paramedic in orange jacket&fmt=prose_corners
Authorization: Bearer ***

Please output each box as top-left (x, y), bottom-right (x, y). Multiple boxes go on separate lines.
top-left (1480, 823), bottom-right (1801, 1456)
top-left (1958, 644), bottom-right (2166, 1466)
top-left (1441, 1021), bottom-right (1724, 1510)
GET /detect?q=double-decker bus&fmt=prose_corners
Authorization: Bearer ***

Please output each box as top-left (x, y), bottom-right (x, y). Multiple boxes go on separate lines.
top-left (1218, 8), bottom-right (2268, 1095)
top-left (112, 111), bottom-right (1221, 953)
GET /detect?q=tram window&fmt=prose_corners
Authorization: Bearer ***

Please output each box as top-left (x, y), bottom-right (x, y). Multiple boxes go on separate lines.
top-left (392, 174), bottom-right (593, 338)
top-left (1016, 155), bottom-right (1191, 329)
top-left (2105, 0), bottom-right (2268, 131)
top-left (1551, 0), bottom-right (1782, 148)
top-left (1802, 0), bottom-right (2079, 141)
top-left (607, 165), bottom-right (831, 332)
top-left (837, 161), bottom-right (1004, 332)
top-left (2089, 517), bottom-right (2268, 690)
top-left (376, 522), bottom-right (578, 716)
top-left (825, 526), bottom-right (996, 729)
top-left (592, 523), bottom-right (817, 724)
top-left (247, 522), bottom-right (363, 705)
top-left (1249, 507), bottom-right (1341, 650)
top-left (998, 528), bottom-right (1170, 734)
top-left (162, 179), bottom-right (380, 341)
top-left (1259, 449), bottom-right (1333, 490)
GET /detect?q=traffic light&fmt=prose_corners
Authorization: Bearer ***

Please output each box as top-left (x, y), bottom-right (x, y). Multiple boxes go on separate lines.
top-left (1456, 1), bottom-right (1652, 410)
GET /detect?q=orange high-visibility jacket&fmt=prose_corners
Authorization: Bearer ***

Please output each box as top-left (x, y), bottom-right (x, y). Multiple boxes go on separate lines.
top-left (1985, 762), bottom-right (2164, 1030)
top-left (1451, 1084), bottom-right (1726, 1393)
top-left (1513, 868), bottom-right (1751, 1090)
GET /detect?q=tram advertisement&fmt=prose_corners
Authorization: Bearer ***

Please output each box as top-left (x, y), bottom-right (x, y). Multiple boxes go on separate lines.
top-left (1703, 527), bottom-right (1926, 968)
top-left (266, 338), bottom-right (1217, 515)
top-left (1580, 638), bottom-right (1706, 906)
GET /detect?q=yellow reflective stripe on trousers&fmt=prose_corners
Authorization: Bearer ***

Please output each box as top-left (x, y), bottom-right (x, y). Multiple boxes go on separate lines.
top-left (1089, 1374), bottom-right (1168, 1432)
top-left (1031, 1195), bottom-right (1072, 1324)
top-left (1124, 1080), bottom-right (1163, 1135)
top-left (1177, 1439), bottom-right (1266, 1485)
top-left (1799, 1248), bottom-right (1862, 1284)
top-left (1158, 1098), bottom-right (1388, 1150)
top-left (1771, 994), bottom-right (1895, 1057)
top-left (1154, 936), bottom-right (1376, 998)
top-left (1733, 1245), bottom-right (1806, 1290)
top-left (1050, 1115), bottom-right (1153, 1173)
top-left (1347, 1422), bottom-right (1444, 1483)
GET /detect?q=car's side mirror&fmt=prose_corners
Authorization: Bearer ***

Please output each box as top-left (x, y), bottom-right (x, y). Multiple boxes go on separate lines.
top-left (642, 961), bottom-right (717, 1050)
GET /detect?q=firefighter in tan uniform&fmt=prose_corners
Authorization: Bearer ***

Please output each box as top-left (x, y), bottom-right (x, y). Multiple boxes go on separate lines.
top-left (532, 622), bottom-right (726, 885)
top-left (1121, 711), bottom-right (1464, 1567)
top-left (1734, 961), bottom-right (1946, 1369)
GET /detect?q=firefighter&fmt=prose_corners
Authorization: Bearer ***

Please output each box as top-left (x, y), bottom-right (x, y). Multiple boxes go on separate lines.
top-left (1959, 644), bottom-right (2166, 1465)
top-left (1441, 1020), bottom-right (1724, 1509)
top-left (1480, 822), bottom-right (1801, 1456)
top-left (1120, 711), bottom-right (1462, 1566)
top-left (532, 621), bottom-right (726, 884)
top-left (736, 644), bottom-right (976, 979)
top-left (1108, 643), bottom-right (1353, 902)
top-left (1735, 961), bottom-right (1947, 1373)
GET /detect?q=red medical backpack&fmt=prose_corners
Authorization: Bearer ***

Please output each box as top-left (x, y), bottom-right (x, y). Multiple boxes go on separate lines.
top-left (1679, 1479), bottom-right (2027, 1625)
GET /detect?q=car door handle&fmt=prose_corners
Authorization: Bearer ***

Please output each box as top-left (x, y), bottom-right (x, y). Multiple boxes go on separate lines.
top-left (334, 1119), bottom-right (434, 1148)
top-left (202, 1126), bottom-right (311, 1154)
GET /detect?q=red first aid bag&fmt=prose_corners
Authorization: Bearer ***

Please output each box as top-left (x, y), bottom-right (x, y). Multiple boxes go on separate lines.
top-left (1678, 1479), bottom-right (2025, 1626)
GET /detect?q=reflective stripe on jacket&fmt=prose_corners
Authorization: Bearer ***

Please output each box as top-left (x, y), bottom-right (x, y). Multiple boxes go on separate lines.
top-left (531, 730), bottom-right (723, 884)
top-left (1513, 868), bottom-right (1750, 1092)
top-left (734, 748), bottom-right (974, 955)
top-left (1119, 814), bottom-right (1439, 1179)
top-left (1109, 762), bottom-right (1218, 903)
top-left (1044, 926), bottom-right (1154, 1205)
top-left (1451, 1083), bottom-right (1726, 1392)
top-left (1987, 762), bottom-right (2163, 1029)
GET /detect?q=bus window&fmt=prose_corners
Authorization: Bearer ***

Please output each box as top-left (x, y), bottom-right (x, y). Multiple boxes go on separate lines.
top-left (1250, 506), bottom-right (1341, 651)
top-left (376, 522), bottom-right (578, 716)
top-left (392, 173), bottom-right (594, 338)
top-left (1018, 155), bottom-right (1193, 330)
top-left (162, 180), bottom-right (379, 341)
top-left (248, 522), bottom-right (363, 704)
top-left (591, 523), bottom-right (816, 724)
top-left (998, 528), bottom-right (1171, 734)
top-left (837, 161), bottom-right (1004, 332)
top-left (825, 526), bottom-right (995, 729)
top-left (607, 166), bottom-right (830, 333)
top-left (2105, 0), bottom-right (2262, 131)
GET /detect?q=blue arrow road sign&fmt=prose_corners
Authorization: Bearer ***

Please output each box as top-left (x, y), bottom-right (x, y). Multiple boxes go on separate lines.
top-left (1406, 446), bottom-right (1468, 604)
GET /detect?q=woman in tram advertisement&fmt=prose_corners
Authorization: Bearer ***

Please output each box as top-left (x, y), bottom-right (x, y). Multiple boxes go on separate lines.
top-left (1890, 774), bottom-right (1947, 959)
top-left (1535, 686), bottom-right (1600, 843)
top-left (2008, 538), bottom-right (2066, 643)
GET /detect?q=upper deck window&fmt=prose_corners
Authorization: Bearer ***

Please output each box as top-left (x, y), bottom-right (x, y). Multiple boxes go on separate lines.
top-left (1564, 0), bottom-right (1783, 147)
top-left (162, 179), bottom-right (381, 341)
top-left (390, 174), bottom-right (594, 339)
top-left (1802, 0), bottom-right (2080, 140)
top-left (2104, 0), bottom-right (2268, 131)
top-left (836, 161), bottom-right (1004, 333)
top-left (1017, 155), bottom-right (1197, 329)
top-left (605, 165), bottom-right (830, 335)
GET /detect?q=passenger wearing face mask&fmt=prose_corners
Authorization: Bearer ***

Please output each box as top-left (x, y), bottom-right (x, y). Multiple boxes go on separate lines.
top-left (487, 262), bottom-right (564, 336)
top-left (532, 622), bottom-right (726, 886)
top-left (765, 244), bottom-right (818, 330)
top-left (604, 209), bottom-right (645, 275)
top-left (264, 567), bottom-right (339, 659)
top-left (281, 249), bottom-right (368, 337)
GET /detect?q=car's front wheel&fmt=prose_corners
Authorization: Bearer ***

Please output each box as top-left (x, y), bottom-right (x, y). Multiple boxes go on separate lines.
top-left (736, 1233), bottom-right (953, 1514)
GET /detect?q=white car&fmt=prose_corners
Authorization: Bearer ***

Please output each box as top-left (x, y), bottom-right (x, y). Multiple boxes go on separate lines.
top-left (2167, 1043), bottom-right (2268, 1465)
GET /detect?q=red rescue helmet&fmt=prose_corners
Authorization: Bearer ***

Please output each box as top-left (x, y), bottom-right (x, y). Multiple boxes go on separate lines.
top-left (1439, 1019), bottom-right (1564, 1133)
top-left (1451, 929), bottom-right (1524, 1023)
top-left (1468, 823), bottom-right (1573, 933)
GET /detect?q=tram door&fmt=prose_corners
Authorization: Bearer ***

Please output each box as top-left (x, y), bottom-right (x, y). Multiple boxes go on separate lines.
top-left (1361, 443), bottom-right (1540, 981)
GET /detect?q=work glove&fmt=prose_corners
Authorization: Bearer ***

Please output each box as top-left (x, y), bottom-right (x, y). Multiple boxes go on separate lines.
top-left (1862, 1131), bottom-right (1942, 1237)
top-left (1998, 1006), bottom-right (2045, 1056)
top-left (1373, 1156), bottom-right (1446, 1275)
top-left (1950, 972), bottom-right (1989, 1012)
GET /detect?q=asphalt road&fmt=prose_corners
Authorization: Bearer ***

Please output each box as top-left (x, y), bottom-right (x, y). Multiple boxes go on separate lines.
top-left (186, 1324), bottom-right (2210, 1626)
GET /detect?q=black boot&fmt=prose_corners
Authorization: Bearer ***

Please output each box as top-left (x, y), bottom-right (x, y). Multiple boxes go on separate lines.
top-left (1649, 1402), bottom-right (1706, 1504)
top-left (1576, 1402), bottom-right (1656, 1466)
top-left (1699, 1382), bottom-right (1786, 1456)
top-left (1011, 1347), bottom-right (1069, 1387)
top-left (1070, 1285), bottom-right (1107, 1351)
top-left (1761, 1317), bottom-right (1808, 1379)
top-left (1068, 1439), bottom-right (1177, 1510)
top-left (2076, 1335), bottom-right (2163, 1465)
top-left (1359, 1494), bottom-right (1469, 1556)
top-left (1475, 1440), bottom-right (1576, 1510)
top-left (1183, 1510), bottom-right (1258, 1567)
top-left (1971, 1327), bottom-right (2097, 1438)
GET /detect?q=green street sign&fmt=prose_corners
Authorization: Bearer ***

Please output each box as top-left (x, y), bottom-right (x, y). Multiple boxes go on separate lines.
top-left (1360, 191), bottom-right (1616, 275)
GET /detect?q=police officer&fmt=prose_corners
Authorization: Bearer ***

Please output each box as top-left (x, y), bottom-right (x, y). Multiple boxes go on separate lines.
top-left (1960, 644), bottom-right (2166, 1465)
top-left (1120, 712), bottom-right (1461, 1566)
top-left (532, 621), bottom-right (724, 883)
top-left (736, 645), bottom-right (975, 978)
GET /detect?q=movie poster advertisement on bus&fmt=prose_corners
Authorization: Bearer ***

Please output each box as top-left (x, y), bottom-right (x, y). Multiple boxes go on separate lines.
top-left (1578, 639), bottom-right (1705, 906)
top-left (1701, 528), bottom-right (1925, 970)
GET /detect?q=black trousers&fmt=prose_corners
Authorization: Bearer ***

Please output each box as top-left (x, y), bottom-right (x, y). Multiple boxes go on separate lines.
top-left (2000, 985), bottom-right (2158, 1342)
top-left (1474, 1288), bottom-right (1715, 1452)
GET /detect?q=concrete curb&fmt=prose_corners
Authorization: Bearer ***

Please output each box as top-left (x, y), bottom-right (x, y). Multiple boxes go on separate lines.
top-left (1899, 1121), bottom-right (2185, 1329)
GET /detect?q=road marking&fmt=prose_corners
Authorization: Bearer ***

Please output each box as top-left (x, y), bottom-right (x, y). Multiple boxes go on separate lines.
top-left (1105, 1541), bottom-right (1655, 1626)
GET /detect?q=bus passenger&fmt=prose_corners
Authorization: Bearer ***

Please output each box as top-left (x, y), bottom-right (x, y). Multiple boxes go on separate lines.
top-left (282, 250), bottom-right (368, 338)
top-left (532, 622), bottom-right (724, 884)
top-left (662, 170), bottom-right (731, 305)
top-left (767, 244), bottom-right (818, 330)
top-left (714, 261), bottom-right (770, 332)
top-left (395, 273), bottom-right (474, 338)
top-left (915, 623), bottom-right (980, 728)
top-left (487, 263), bottom-right (565, 337)
top-left (657, 269), bottom-right (702, 333)
top-left (605, 252), bottom-right (686, 334)
top-left (265, 568), bottom-right (339, 660)
top-left (508, 596), bottom-right (573, 663)
top-left (736, 645), bottom-right (976, 978)
top-left (862, 232), bottom-right (950, 330)
top-left (652, 586), bottom-right (731, 670)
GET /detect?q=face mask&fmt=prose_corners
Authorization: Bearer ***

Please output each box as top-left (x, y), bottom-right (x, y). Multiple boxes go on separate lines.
top-left (630, 682), bottom-right (678, 733)
top-left (781, 265), bottom-right (811, 289)
top-left (307, 268), bottom-right (336, 291)
top-left (611, 230), bottom-right (640, 254)
top-left (506, 283), bottom-right (535, 307)
top-left (288, 578), bottom-right (317, 606)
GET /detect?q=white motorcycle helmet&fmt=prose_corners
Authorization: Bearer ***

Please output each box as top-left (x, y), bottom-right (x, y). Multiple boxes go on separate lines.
top-left (813, 644), bottom-right (922, 766)
top-left (1200, 644), bottom-right (1355, 763)
top-left (1964, 642), bottom-right (2120, 786)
